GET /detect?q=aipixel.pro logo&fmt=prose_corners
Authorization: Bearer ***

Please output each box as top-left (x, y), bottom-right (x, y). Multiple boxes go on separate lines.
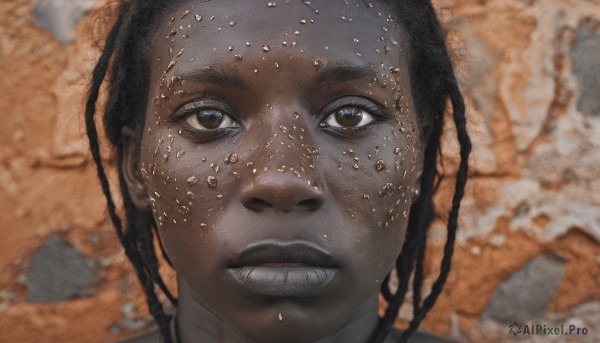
top-left (508, 322), bottom-right (588, 336)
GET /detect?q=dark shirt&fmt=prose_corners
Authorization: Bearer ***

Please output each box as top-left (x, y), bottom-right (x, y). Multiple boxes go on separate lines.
top-left (123, 326), bottom-right (452, 343)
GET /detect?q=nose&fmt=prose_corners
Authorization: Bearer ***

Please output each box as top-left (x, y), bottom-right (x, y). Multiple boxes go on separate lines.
top-left (240, 172), bottom-right (325, 213)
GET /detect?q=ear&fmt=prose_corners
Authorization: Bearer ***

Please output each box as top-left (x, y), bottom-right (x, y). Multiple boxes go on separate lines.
top-left (121, 126), bottom-right (150, 211)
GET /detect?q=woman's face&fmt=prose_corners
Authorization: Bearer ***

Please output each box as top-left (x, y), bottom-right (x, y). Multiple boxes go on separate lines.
top-left (127, 0), bottom-right (421, 341)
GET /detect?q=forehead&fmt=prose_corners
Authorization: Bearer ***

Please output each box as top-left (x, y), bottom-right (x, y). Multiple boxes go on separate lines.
top-left (149, 0), bottom-right (405, 74)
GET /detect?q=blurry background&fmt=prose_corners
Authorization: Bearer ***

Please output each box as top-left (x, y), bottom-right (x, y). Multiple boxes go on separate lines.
top-left (0, 0), bottom-right (598, 342)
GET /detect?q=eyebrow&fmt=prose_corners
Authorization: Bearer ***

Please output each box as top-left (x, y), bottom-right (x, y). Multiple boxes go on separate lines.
top-left (174, 62), bottom-right (377, 88)
top-left (314, 63), bottom-right (377, 85)
top-left (177, 65), bottom-right (247, 88)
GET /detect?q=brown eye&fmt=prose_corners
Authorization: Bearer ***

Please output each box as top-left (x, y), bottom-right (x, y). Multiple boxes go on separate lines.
top-left (183, 109), bottom-right (238, 130)
top-left (324, 107), bottom-right (374, 128)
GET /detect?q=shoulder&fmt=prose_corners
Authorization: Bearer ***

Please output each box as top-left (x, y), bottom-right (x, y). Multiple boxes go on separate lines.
top-left (387, 328), bottom-right (454, 343)
top-left (117, 329), bottom-right (161, 343)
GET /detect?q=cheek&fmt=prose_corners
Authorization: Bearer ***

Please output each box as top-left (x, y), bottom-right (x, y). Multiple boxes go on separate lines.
top-left (138, 125), bottom-right (245, 272)
top-left (322, 128), bottom-right (420, 230)
top-left (319, 122), bottom-right (420, 277)
top-left (140, 128), bottom-right (237, 223)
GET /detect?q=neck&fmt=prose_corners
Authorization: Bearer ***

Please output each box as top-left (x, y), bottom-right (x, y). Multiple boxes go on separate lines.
top-left (175, 277), bottom-right (381, 343)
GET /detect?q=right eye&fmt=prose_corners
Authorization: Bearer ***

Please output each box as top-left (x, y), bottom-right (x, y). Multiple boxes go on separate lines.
top-left (182, 109), bottom-right (239, 131)
top-left (322, 106), bottom-right (375, 128)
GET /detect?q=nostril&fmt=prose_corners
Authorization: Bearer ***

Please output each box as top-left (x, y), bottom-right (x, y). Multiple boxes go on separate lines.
top-left (240, 180), bottom-right (325, 213)
top-left (248, 198), bottom-right (272, 212)
top-left (244, 197), bottom-right (321, 212)
top-left (298, 199), bottom-right (321, 211)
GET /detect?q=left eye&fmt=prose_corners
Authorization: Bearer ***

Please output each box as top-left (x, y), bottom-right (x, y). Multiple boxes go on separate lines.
top-left (322, 107), bottom-right (375, 128)
top-left (182, 109), bottom-right (239, 131)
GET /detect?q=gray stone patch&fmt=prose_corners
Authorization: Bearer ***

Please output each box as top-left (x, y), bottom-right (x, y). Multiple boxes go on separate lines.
top-left (483, 254), bottom-right (566, 324)
top-left (26, 235), bottom-right (97, 303)
top-left (456, 16), bottom-right (501, 119)
top-left (571, 23), bottom-right (600, 116)
top-left (32, 0), bottom-right (97, 44)
top-left (108, 302), bottom-right (154, 335)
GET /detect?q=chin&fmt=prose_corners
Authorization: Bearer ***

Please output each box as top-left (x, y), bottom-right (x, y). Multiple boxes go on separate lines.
top-left (240, 326), bottom-right (333, 343)
top-left (231, 309), bottom-right (344, 343)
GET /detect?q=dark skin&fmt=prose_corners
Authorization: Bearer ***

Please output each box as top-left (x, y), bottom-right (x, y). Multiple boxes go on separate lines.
top-left (122, 1), bottom-right (425, 342)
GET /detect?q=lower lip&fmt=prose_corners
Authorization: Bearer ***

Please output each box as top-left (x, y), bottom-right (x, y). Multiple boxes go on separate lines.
top-left (228, 265), bottom-right (337, 297)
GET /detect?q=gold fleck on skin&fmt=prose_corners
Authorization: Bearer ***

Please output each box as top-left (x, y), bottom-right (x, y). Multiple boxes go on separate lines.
top-left (207, 176), bottom-right (217, 188)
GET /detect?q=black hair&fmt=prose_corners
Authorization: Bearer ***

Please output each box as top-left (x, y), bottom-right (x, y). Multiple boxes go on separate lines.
top-left (85, 1), bottom-right (471, 343)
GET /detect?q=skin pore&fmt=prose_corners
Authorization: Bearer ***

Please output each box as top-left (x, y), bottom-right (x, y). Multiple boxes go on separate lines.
top-left (122, 1), bottom-right (422, 342)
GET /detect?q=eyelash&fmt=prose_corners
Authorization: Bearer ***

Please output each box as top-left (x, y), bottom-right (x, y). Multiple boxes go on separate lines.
top-left (319, 97), bottom-right (387, 128)
top-left (174, 98), bottom-right (240, 141)
top-left (174, 96), bottom-right (387, 137)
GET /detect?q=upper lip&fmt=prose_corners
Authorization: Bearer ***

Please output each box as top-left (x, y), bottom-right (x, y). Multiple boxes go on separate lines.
top-left (228, 241), bottom-right (338, 268)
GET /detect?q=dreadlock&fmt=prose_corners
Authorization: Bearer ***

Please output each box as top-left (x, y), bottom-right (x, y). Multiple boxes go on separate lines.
top-left (371, 1), bottom-right (471, 342)
top-left (85, 1), bottom-right (471, 343)
top-left (85, 1), bottom-right (175, 342)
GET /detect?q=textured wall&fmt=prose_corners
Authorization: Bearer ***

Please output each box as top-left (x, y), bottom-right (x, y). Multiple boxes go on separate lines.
top-left (0, 0), bottom-right (598, 342)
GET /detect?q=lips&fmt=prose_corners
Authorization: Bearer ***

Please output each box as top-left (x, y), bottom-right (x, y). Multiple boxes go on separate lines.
top-left (227, 241), bottom-right (339, 297)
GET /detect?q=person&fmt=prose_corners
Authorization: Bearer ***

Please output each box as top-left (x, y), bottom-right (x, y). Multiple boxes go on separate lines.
top-left (84, 0), bottom-right (471, 342)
